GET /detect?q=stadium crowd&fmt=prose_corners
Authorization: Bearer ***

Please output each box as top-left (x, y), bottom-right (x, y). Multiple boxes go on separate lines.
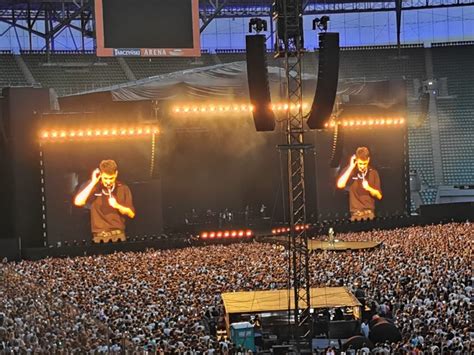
top-left (0, 222), bottom-right (472, 353)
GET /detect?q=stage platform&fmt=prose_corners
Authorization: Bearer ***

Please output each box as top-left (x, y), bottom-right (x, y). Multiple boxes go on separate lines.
top-left (308, 240), bottom-right (382, 251)
top-left (222, 287), bottom-right (361, 314)
top-left (260, 236), bottom-right (382, 251)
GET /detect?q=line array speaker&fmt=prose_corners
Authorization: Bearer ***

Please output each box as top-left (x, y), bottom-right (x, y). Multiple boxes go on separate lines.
top-left (245, 35), bottom-right (276, 131)
top-left (307, 32), bottom-right (340, 129)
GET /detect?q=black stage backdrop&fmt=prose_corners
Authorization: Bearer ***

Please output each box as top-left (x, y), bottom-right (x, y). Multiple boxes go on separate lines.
top-left (309, 126), bottom-right (408, 221)
top-left (159, 116), bottom-right (288, 230)
top-left (43, 139), bottom-right (162, 244)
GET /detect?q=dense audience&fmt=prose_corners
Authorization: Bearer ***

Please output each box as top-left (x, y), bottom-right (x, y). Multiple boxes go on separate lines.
top-left (0, 222), bottom-right (472, 353)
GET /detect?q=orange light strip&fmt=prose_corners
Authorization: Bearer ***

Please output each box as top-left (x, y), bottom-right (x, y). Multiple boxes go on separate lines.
top-left (200, 229), bottom-right (253, 239)
top-left (172, 102), bottom-right (310, 115)
top-left (324, 118), bottom-right (405, 128)
top-left (271, 224), bottom-right (311, 234)
top-left (173, 104), bottom-right (254, 114)
top-left (39, 126), bottom-right (160, 142)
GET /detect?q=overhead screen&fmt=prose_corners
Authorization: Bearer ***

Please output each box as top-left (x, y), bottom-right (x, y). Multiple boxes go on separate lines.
top-left (95, 0), bottom-right (200, 57)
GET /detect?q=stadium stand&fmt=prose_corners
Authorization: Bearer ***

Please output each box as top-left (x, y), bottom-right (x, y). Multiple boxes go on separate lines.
top-left (0, 51), bottom-right (29, 87)
top-left (432, 45), bottom-right (474, 185)
top-left (19, 51), bottom-right (128, 96)
top-left (124, 55), bottom-right (215, 80)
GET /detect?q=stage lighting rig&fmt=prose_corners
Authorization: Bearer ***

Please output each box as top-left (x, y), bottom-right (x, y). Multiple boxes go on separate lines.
top-left (313, 16), bottom-right (330, 32)
top-left (249, 18), bottom-right (268, 33)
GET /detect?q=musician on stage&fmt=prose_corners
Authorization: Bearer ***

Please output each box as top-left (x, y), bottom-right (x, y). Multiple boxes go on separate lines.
top-left (337, 147), bottom-right (382, 221)
top-left (74, 160), bottom-right (135, 243)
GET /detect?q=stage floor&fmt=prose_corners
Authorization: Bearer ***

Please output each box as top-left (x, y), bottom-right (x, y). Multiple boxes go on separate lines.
top-left (308, 240), bottom-right (382, 251)
top-left (262, 236), bottom-right (382, 251)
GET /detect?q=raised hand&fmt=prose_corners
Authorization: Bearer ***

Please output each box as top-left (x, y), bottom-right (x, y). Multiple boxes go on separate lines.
top-left (92, 168), bottom-right (101, 184)
top-left (350, 155), bottom-right (357, 169)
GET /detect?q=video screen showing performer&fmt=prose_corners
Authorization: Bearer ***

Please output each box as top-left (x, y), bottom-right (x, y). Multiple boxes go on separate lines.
top-left (336, 147), bottom-right (382, 221)
top-left (74, 159), bottom-right (135, 243)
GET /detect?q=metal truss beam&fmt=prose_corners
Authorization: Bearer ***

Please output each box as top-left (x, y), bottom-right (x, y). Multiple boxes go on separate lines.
top-left (0, 1), bottom-right (93, 51)
top-left (275, 0), bottom-right (312, 349)
top-left (304, 0), bottom-right (474, 14)
top-left (198, 0), bottom-right (474, 17)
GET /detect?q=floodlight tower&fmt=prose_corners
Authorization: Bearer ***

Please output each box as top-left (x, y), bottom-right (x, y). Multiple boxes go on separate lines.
top-left (273, 0), bottom-right (312, 348)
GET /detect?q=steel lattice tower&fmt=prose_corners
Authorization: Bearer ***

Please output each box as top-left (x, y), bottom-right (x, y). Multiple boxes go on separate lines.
top-left (274, 0), bottom-right (312, 346)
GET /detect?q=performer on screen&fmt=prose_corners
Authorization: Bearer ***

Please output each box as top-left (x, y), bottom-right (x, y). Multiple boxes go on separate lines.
top-left (74, 160), bottom-right (135, 243)
top-left (336, 147), bottom-right (382, 221)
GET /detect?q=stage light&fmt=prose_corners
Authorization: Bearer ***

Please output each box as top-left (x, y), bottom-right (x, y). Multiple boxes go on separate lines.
top-left (172, 102), bottom-right (310, 116)
top-left (231, 231), bottom-right (237, 237)
top-left (209, 232), bottom-right (215, 238)
top-left (201, 232), bottom-right (208, 239)
top-left (217, 232), bottom-right (223, 237)
top-left (246, 230), bottom-right (252, 237)
top-left (39, 125), bottom-right (160, 142)
top-left (224, 231), bottom-right (230, 238)
top-left (238, 231), bottom-right (244, 237)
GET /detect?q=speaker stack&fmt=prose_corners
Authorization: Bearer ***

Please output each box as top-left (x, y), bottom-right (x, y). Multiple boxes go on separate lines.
top-left (0, 87), bottom-right (50, 251)
top-left (307, 32), bottom-right (340, 129)
top-left (245, 34), bottom-right (276, 132)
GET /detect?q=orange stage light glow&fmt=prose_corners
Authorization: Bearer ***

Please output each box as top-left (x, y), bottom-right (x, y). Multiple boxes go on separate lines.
top-left (172, 102), bottom-right (310, 115)
top-left (199, 229), bottom-right (253, 240)
top-left (323, 117), bottom-right (406, 128)
top-left (39, 125), bottom-right (160, 142)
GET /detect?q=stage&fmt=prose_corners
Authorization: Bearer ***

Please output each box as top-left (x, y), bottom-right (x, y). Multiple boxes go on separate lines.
top-left (308, 240), bottom-right (382, 251)
top-left (222, 287), bottom-right (362, 314)
top-left (261, 236), bottom-right (382, 251)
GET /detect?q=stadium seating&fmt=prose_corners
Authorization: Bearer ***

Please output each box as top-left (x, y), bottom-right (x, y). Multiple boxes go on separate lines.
top-left (432, 45), bottom-right (474, 185)
top-left (125, 55), bottom-right (214, 79)
top-left (0, 51), bottom-right (29, 87)
top-left (20, 51), bottom-right (128, 96)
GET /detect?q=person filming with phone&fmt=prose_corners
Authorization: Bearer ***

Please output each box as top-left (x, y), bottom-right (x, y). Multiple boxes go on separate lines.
top-left (74, 160), bottom-right (135, 243)
top-left (336, 147), bottom-right (382, 221)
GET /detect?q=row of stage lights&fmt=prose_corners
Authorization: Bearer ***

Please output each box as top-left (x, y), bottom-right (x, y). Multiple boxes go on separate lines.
top-left (39, 126), bottom-right (160, 141)
top-left (172, 102), bottom-right (310, 114)
top-left (325, 118), bottom-right (405, 128)
top-left (272, 224), bottom-right (311, 235)
top-left (200, 230), bottom-right (254, 239)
